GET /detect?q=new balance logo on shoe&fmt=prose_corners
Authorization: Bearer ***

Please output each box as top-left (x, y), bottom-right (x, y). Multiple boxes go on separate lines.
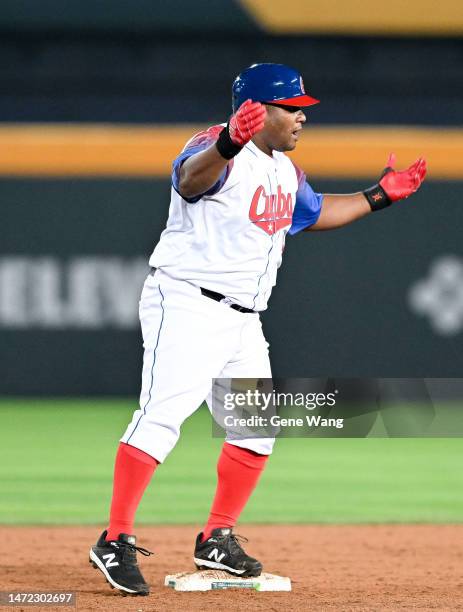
top-left (208, 548), bottom-right (226, 563)
top-left (89, 531), bottom-right (153, 596)
top-left (194, 528), bottom-right (262, 578)
top-left (102, 553), bottom-right (119, 568)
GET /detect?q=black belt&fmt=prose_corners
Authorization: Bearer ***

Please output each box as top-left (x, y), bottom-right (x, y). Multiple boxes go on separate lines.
top-left (200, 287), bottom-right (255, 314)
top-left (149, 268), bottom-right (255, 314)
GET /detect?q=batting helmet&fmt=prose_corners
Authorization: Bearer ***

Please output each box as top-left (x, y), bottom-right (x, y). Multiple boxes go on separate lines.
top-left (232, 63), bottom-right (319, 112)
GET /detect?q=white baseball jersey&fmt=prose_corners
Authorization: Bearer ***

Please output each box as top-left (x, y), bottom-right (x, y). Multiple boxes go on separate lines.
top-left (150, 125), bottom-right (323, 311)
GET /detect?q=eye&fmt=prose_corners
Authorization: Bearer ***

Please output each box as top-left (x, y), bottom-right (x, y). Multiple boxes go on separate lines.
top-left (278, 104), bottom-right (302, 113)
top-left (265, 103), bottom-right (301, 113)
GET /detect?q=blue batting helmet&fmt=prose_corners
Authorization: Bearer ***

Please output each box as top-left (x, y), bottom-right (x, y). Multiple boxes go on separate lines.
top-left (232, 63), bottom-right (319, 112)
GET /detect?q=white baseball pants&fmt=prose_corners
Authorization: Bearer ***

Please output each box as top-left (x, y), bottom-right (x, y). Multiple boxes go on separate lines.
top-left (121, 269), bottom-right (274, 461)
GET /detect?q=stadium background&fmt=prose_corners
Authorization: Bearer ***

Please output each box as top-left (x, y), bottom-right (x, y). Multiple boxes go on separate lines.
top-left (1, 2), bottom-right (463, 609)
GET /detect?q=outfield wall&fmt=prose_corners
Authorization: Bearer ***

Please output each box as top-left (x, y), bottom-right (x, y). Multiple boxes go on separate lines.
top-left (1, 177), bottom-right (461, 395)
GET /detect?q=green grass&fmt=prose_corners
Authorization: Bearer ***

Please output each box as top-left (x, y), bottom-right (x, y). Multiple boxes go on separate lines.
top-left (1, 399), bottom-right (462, 524)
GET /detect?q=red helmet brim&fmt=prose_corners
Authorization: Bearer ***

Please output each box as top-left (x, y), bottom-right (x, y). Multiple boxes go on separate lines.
top-left (266, 95), bottom-right (320, 107)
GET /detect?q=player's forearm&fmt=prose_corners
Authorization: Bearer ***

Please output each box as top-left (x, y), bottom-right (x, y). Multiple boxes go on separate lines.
top-left (178, 145), bottom-right (230, 199)
top-left (309, 155), bottom-right (427, 231)
top-left (309, 193), bottom-right (371, 231)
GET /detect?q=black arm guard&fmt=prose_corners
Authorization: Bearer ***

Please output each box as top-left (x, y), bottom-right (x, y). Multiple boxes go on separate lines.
top-left (363, 184), bottom-right (392, 211)
top-left (215, 126), bottom-right (243, 160)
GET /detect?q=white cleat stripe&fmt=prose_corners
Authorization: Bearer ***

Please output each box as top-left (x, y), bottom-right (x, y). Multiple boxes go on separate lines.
top-left (193, 557), bottom-right (246, 575)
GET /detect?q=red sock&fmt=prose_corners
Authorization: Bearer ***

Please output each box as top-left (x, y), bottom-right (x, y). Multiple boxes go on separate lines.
top-left (105, 442), bottom-right (159, 541)
top-left (201, 442), bottom-right (268, 541)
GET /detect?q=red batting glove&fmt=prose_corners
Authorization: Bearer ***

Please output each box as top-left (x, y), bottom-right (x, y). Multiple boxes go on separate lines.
top-left (215, 99), bottom-right (267, 159)
top-left (228, 99), bottom-right (267, 146)
top-left (364, 153), bottom-right (427, 211)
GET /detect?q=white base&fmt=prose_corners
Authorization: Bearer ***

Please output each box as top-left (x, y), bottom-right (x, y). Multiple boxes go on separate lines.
top-left (164, 570), bottom-right (291, 592)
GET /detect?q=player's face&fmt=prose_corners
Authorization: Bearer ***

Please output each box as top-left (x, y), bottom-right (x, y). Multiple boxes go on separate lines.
top-left (256, 103), bottom-right (306, 154)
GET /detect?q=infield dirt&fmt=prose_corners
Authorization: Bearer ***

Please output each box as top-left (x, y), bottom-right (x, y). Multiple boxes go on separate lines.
top-left (1, 525), bottom-right (462, 611)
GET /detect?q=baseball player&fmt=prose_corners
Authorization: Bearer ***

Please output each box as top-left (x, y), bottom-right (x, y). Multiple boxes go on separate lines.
top-left (89, 63), bottom-right (427, 596)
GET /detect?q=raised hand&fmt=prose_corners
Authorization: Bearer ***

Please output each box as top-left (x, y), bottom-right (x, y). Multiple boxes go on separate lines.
top-left (364, 153), bottom-right (427, 211)
top-left (379, 153), bottom-right (427, 202)
top-left (228, 99), bottom-right (267, 146)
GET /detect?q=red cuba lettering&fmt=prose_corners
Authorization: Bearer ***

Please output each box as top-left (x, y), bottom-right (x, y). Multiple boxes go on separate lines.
top-left (249, 184), bottom-right (294, 236)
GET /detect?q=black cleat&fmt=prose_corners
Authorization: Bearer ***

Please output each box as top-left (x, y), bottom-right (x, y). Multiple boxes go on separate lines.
top-left (193, 528), bottom-right (262, 577)
top-left (89, 530), bottom-right (153, 595)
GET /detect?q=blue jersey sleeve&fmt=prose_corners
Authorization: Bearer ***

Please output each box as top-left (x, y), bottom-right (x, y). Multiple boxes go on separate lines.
top-left (171, 125), bottom-right (232, 204)
top-left (288, 162), bottom-right (323, 235)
